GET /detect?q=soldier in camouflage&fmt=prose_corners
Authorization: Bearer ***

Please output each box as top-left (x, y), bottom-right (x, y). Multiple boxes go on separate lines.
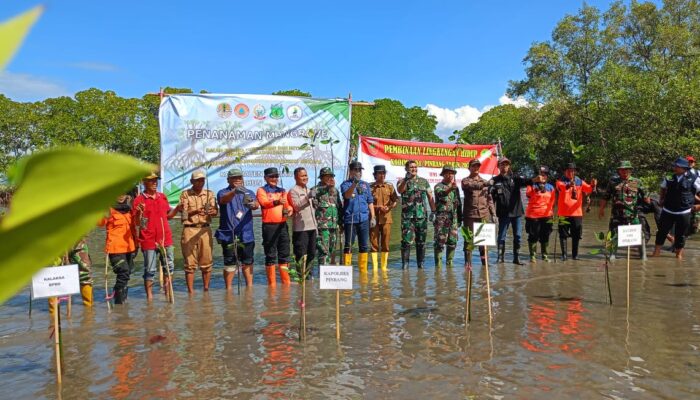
top-left (311, 167), bottom-right (343, 265)
top-left (70, 237), bottom-right (94, 306)
top-left (598, 160), bottom-right (649, 259)
top-left (397, 160), bottom-right (436, 269)
top-left (433, 165), bottom-right (462, 268)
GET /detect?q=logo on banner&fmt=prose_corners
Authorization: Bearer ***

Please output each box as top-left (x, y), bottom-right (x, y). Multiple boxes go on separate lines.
top-left (368, 141), bottom-right (380, 156)
top-left (253, 104), bottom-right (267, 120)
top-left (269, 103), bottom-right (284, 120)
top-left (287, 105), bottom-right (303, 121)
top-left (234, 103), bottom-right (249, 118)
top-left (216, 103), bottom-right (232, 119)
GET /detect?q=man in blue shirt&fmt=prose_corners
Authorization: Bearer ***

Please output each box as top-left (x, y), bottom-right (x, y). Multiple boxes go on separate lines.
top-left (340, 161), bottom-right (376, 276)
top-left (216, 168), bottom-right (260, 289)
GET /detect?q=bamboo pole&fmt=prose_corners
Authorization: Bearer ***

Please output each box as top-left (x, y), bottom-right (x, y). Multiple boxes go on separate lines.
top-left (336, 289), bottom-right (340, 340)
top-left (627, 245), bottom-right (631, 307)
top-left (53, 298), bottom-right (62, 385)
top-left (466, 267), bottom-right (472, 324)
top-left (484, 245), bottom-right (493, 324)
top-left (105, 255), bottom-right (112, 312)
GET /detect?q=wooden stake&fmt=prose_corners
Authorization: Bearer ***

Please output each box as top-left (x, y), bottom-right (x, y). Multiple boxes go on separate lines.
top-left (484, 245), bottom-right (493, 324)
top-left (105, 255), bottom-right (112, 312)
top-left (336, 289), bottom-right (340, 340)
top-left (627, 245), bottom-right (631, 307)
top-left (66, 296), bottom-right (71, 318)
top-left (466, 267), bottom-right (472, 324)
top-left (53, 298), bottom-right (62, 385)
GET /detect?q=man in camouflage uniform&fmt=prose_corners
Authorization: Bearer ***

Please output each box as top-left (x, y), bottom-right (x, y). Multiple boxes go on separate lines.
top-left (598, 160), bottom-right (649, 259)
top-left (433, 165), bottom-right (462, 268)
top-left (69, 238), bottom-right (94, 307)
top-left (398, 160), bottom-right (435, 269)
top-left (311, 167), bottom-right (343, 265)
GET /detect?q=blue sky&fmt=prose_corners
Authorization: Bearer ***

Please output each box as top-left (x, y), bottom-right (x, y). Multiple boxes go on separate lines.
top-left (1, 0), bottom-right (634, 138)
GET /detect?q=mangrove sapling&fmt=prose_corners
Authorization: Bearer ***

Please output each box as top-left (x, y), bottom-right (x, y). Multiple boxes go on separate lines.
top-left (288, 255), bottom-right (312, 341)
top-left (590, 231), bottom-right (617, 305)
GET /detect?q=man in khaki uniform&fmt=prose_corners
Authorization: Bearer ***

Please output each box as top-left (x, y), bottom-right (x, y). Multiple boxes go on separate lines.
top-left (461, 158), bottom-right (496, 268)
top-left (172, 170), bottom-right (218, 293)
top-left (370, 165), bottom-right (398, 270)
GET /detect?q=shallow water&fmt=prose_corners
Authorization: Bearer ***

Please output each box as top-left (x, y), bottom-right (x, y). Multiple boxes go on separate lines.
top-left (1, 213), bottom-right (699, 399)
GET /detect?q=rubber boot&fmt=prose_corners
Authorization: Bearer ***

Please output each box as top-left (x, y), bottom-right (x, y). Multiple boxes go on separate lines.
top-left (541, 242), bottom-right (550, 262)
top-left (528, 242), bottom-right (538, 263)
top-left (185, 272), bottom-right (195, 294)
top-left (445, 246), bottom-right (456, 268)
top-left (145, 280), bottom-right (154, 301)
top-left (560, 238), bottom-right (568, 261)
top-left (401, 247), bottom-right (410, 269)
top-left (358, 253), bottom-right (369, 284)
top-left (434, 247), bottom-right (443, 269)
top-left (571, 238), bottom-right (580, 260)
top-left (223, 270), bottom-right (235, 290)
top-left (242, 264), bottom-right (253, 286)
top-left (416, 245), bottom-right (426, 269)
top-left (279, 263), bottom-right (291, 285)
top-left (80, 284), bottom-right (93, 307)
top-left (497, 243), bottom-right (505, 263)
top-left (371, 252), bottom-right (379, 271)
top-left (113, 287), bottom-right (124, 305)
top-left (202, 270), bottom-right (211, 291)
top-left (265, 264), bottom-right (277, 287)
top-left (380, 252), bottom-right (389, 270)
top-left (343, 253), bottom-right (352, 266)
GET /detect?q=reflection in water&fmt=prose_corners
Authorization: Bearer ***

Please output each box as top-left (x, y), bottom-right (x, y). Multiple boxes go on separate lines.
top-left (1, 214), bottom-right (699, 398)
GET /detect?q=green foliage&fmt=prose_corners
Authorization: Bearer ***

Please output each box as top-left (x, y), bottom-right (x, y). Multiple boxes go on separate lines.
top-left (459, 222), bottom-right (485, 253)
top-left (591, 230), bottom-right (618, 260)
top-left (455, 1), bottom-right (700, 184)
top-left (0, 147), bottom-right (153, 303)
top-left (272, 89), bottom-right (312, 97)
top-left (351, 98), bottom-right (439, 146)
top-left (288, 255), bottom-right (312, 283)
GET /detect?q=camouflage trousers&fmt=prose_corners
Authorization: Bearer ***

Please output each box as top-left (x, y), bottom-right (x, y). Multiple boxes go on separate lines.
top-left (69, 238), bottom-right (93, 286)
top-left (433, 212), bottom-right (458, 250)
top-left (401, 217), bottom-right (428, 249)
top-left (316, 228), bottom-right (339, 265)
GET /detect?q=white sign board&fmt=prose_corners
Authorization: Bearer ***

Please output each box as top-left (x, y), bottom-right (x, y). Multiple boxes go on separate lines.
top-left (31, 264), bottom-right (81, 299)
top-left (319, 265), bottom-right (353, 290)
top-left (473, 223), bottom-right (497, 247)
top-left (618, 224), bottom-right (642, 247)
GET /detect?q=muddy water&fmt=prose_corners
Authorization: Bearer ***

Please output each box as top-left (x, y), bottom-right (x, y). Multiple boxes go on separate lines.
top-left (1, 213), bottom-right (699, 399)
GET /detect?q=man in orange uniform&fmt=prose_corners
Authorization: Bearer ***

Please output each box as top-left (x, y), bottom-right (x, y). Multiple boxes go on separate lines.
top-left (555, 163), bottom-right (597, 261)
top-left (99, 193), bottom-right (138, 304)
top-left (257, 167), bottom-right (294, 286)
top-left (525, 166), bottom-right (556, 263)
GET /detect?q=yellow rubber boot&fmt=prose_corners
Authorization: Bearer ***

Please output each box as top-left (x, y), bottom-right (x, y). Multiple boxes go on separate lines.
top-left (81, 284), bottom-right (93, 307)
top-left (343, 253), bottom-right (352, 266)
top-left (371, 252), bottom-right (379, 271)
top-left (358, 252), bottom-right (369, 284)
top-left (380, 252), bottom-right (389, 270)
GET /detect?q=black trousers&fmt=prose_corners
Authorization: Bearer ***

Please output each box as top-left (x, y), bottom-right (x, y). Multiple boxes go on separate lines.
top-left (293, 229), bottom-right (317, 271)
top-left (526, 217), bottom-right (553, 244)
top-left (655, 211), bottom-right (692, 249)
top-left (109, 252), bottom-right (136, 291)
top-left (558, 216), bottom-right (583, 240)
top-left (262, 222), bottom-right (291, 265)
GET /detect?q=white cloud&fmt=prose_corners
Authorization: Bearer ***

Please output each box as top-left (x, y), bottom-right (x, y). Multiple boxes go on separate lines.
top-left (426, 94), bottom-right (530, 142)
top-left (68, 62), bottom-right (119, 72)
top-left (0, 71), bottom-right (70, 101)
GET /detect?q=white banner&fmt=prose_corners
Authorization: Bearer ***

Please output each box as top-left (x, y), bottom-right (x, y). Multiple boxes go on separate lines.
top-left (159, 94), bottom-right (351, 205)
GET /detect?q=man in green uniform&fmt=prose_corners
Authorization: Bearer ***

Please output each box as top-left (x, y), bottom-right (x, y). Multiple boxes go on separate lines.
top-left (397, 160), bottom-right (436, 269)
top-left (433, 165), bottom-right (462, 268)
top-left (598, 160), bottom-right (649, 259)
top-left (311, 167), bottom-right (343, 265)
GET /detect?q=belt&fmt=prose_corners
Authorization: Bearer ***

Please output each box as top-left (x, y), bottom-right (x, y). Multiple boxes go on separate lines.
top-left (184, 224), bottom-right (210, 228)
